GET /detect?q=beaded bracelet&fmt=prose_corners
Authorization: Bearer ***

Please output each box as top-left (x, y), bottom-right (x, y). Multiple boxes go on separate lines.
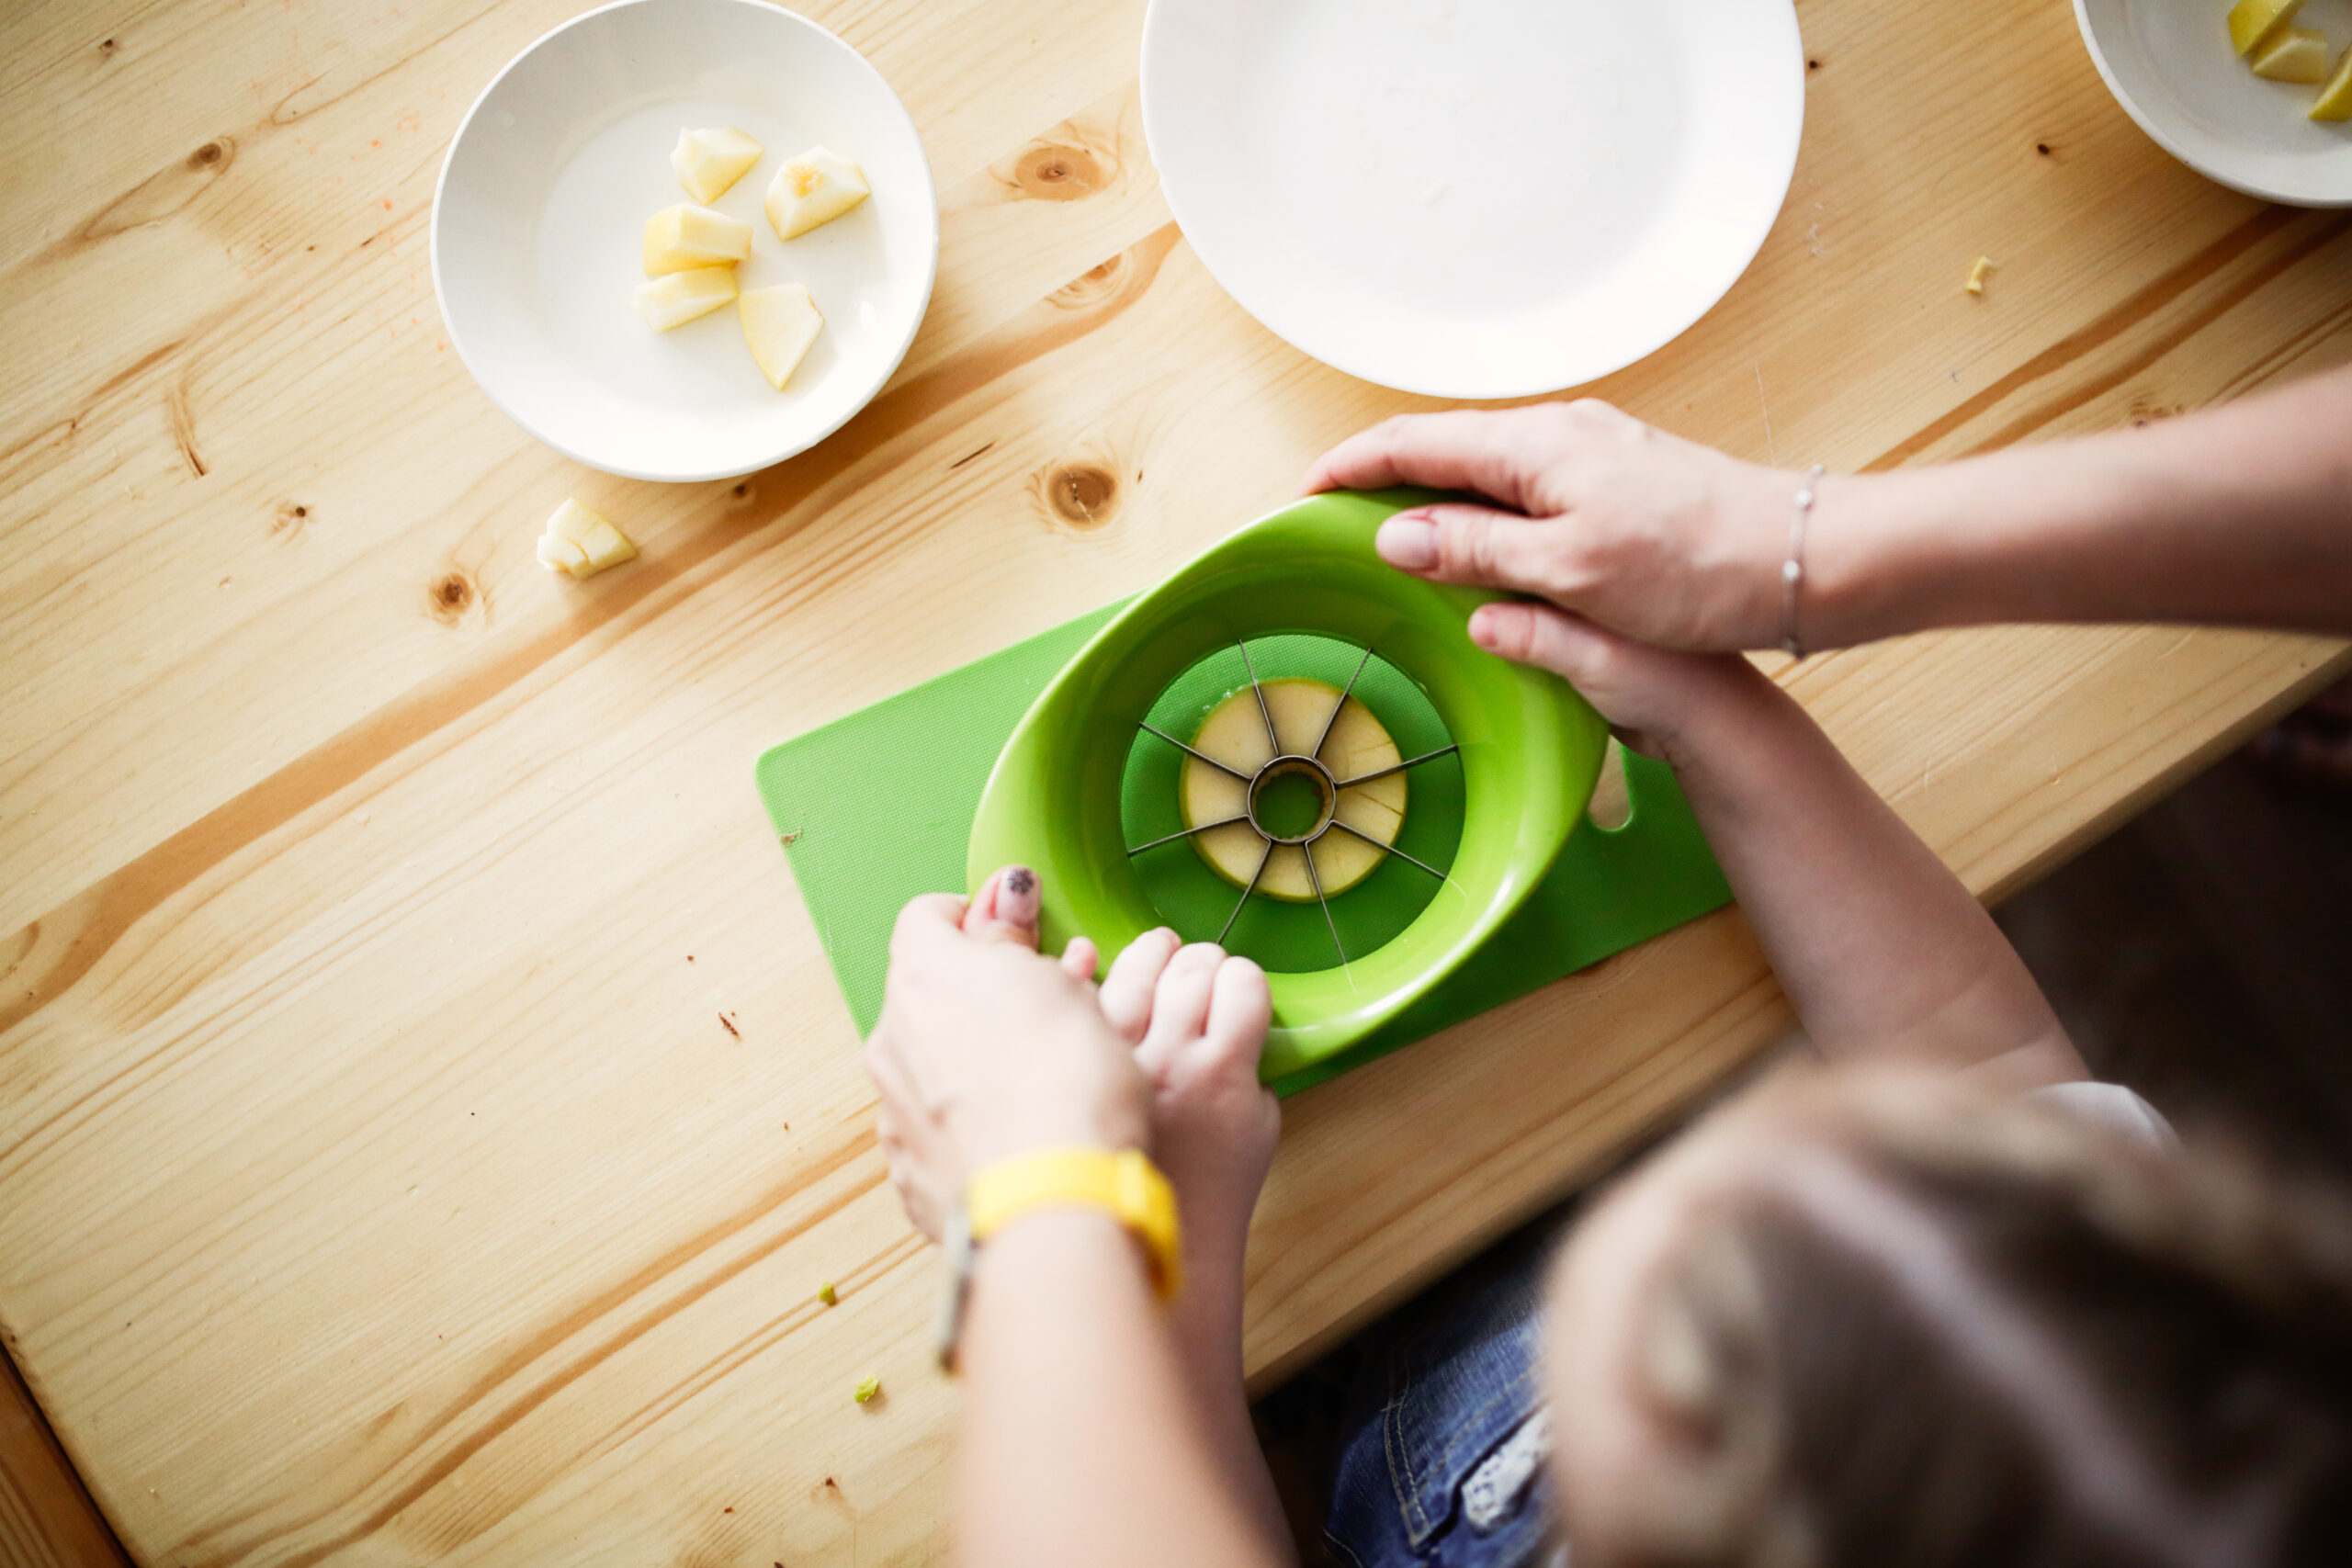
top-left (1780, 464), bottom-right (1826, 660)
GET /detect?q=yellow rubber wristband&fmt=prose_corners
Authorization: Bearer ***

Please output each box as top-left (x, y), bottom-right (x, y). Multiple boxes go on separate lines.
top-left (964, 1146), bottom-right (1182, 1301)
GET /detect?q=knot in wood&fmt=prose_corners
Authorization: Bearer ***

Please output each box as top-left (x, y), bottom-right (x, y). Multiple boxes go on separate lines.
top-left (427, 570), bottom-right (477, 625)
top-left (188, 140), bottom-right (228, 170)
top-left (1049, 255), bottom-right (1125, 310)
top-left (1012, 142), bottom-right (1102, 202)
top-left (1045, 463), bottom-right (1117, 529)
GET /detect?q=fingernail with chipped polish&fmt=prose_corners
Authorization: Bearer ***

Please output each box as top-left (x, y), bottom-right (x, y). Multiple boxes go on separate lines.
top-left (1376, 514), bottom-right (1438, 570)
top-left (998, 865), bottom-right (1040, 926)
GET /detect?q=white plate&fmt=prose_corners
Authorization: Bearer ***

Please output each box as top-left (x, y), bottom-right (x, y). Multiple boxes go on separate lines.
top-left (431, 0), bottom-right (939, 482)
top-left (2076, 0), bottom-right (2352, 207)
top-left (1139, 0), bottom-right (1805, 400)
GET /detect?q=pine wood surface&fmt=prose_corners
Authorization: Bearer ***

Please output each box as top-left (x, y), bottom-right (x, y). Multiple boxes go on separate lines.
top-left (2, 0), bottom-right (2349, 1562)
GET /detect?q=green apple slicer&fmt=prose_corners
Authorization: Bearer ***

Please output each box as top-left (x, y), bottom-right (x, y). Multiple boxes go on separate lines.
top-left (754, 490), bottom-right (1734, 1096)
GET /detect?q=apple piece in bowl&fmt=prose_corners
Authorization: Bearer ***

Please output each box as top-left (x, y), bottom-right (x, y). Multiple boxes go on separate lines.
top-left (633, 265), bottom-right (739, 331)
top-left (765, 148), bottom-right (870, 240)
top-left (2250, 26), bottom-right (2328, 82)
top-left (740, 283), bottom-right (824, 389)
top-left (642, 204), bottom-right (752, 276)
top-left (2228, 0), bottom-right (2306, 57)
top-left (672, 127), bottom-right (763, 204)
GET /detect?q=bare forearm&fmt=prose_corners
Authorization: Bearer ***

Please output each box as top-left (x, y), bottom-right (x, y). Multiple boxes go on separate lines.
top-left (1668, 671), bottom-right (2081, 1087)
top-left (1163, 1220), bottom-right (1293, 1564)
top-left (1816, 361), bottom-right (2352, 644)
top-left (957, 1212), bottom-right (1287, 1568)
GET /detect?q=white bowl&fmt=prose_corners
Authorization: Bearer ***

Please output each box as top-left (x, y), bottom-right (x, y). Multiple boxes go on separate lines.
top-left (431, 0), bottom-right (939, 482)
top-left (2076, 0), bottom-right (2352, 207)
top-left (1139, 0), bottom-right (1805, 400)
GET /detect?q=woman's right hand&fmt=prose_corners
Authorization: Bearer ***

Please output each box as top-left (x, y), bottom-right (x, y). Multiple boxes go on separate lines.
top-left (1302, 400), bottom-right (1813, 652)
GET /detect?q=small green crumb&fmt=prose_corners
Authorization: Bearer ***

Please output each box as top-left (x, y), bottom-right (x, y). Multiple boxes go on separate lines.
top-left (818, 1281), bottom-right (837, 1306)
top-left (854, 1375), bottom-right (880, 1405)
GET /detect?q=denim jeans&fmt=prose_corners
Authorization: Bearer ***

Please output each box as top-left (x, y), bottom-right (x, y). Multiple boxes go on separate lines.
top-left (1320, 1227), bottom-right (1565, 1568)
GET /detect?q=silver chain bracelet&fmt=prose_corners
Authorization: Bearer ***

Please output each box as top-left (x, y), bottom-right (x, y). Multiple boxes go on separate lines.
top-left (1780, 464), bottom-right (1825, 660)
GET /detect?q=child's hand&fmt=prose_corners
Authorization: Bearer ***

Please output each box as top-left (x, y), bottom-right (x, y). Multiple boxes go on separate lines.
top-left (1464, 600), bottom-right (1778, 773)
top-left (1091, 932), bottom-right (1290, 1550)
top-left (867, 866), bottom-right (1142, 1242)
top-left (1096, 931), bottom-right (1280, 1273)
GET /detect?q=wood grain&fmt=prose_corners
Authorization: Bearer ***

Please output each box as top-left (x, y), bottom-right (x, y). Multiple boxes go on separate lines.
top-left (0, 0), bottom-right (2346, 1563)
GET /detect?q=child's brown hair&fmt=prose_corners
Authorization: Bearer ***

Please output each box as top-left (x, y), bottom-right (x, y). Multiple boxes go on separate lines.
top-left (1601, 1077), bottom-right (2352, 1567)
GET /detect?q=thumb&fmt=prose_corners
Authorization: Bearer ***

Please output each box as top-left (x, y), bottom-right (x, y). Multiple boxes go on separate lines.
top-left (1377, 502), bottom-right (1568, 599)
top-left (1467, 601), bottom-right (1620, 687)
top-left (962, 864), bottom-right (1043, 950)
top-left (1468, 602), bottom-right (1758, 752)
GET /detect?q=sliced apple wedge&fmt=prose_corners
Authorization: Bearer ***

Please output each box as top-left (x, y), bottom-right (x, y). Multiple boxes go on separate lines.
top-left (2252, 26), bottom-right (2330, 82)
top-left (671, 127), bottom-right (763, 204)
top-left (633, 265), bottom-right (739, 331)
top-left (2228, 0), bottom-right (2304, 57)
top-left (2314, 44), bottom-right (2352, 118)
top-left (764, 147), bottom-right (870, 240)
top-left (739, 283), bottom-right (824, 390)
top-left (642, 203), bottom-right (752, 276)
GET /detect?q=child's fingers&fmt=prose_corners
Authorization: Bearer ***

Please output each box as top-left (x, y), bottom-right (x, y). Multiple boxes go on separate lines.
top-left (1057, 936), bottom-right (1099, 982)
top-left (1198, 956), bottom-right (1272, 1075)
top-left (1100, 927), bottom-right (1181, 1044)
top-left (1138, 942), bottom-right (1226, 1069)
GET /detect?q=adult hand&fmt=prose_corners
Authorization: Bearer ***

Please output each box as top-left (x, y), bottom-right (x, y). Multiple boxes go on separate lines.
top-left (1302, 400), bottom-right (1810, 652)
top-left (1464, 599), bottom-right (1779, 772)
top-left (867, 866), bottom-right (1145, 1242)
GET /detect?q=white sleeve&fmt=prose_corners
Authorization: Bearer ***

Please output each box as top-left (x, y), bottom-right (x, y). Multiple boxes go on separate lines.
top-left (2030, 1080), bottom-right (2178, 1154)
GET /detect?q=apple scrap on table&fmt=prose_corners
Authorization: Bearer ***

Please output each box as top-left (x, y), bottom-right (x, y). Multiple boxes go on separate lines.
top-left (630, 128), bottom-right (875, 389)
top-left (536, 498), bottom-right (637, 580)
top-left (2227, 0), bottom-right (2352, 118)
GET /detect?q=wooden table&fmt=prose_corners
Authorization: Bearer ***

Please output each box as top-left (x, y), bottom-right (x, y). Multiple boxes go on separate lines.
top-left (2, 0), bottom-right (2347, 1562)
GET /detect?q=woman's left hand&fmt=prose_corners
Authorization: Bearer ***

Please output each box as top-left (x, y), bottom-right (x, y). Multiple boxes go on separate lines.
top-left (866, 866), bottom-right (1147, 1241)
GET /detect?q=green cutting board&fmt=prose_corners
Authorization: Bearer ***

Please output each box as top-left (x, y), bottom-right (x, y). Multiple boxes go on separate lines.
top-left (753, 604), bottom-right (1734, 1098)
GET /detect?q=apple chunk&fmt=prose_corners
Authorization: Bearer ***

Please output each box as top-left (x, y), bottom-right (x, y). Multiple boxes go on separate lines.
top-left (2228, 0), bottom-right (2304, 56)
top-left (739, 283), bottom-right (824, 389)
top-left (632, 265), bottom-right (738, 331)
top-left (537, 499), bottom-right (636, 579)
top-left (671, 127), bottom-right (763, 204)
top-left (764, 147), bottom-right (870, 240)
top-left (642, 204), bottom-right (752, 276)
top-left (2252, 26), bottom-right (2330, 82)
top-left (2315, 44), bottom-right (2352, 118)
